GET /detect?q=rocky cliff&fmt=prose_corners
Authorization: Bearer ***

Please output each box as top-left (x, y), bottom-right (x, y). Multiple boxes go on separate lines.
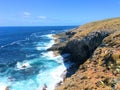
top-left (49, 18), bottom-right (120, 90)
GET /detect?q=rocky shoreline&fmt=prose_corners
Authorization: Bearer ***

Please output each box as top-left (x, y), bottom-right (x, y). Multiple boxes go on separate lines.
top-left (49, 17), bottom-right (120, 90)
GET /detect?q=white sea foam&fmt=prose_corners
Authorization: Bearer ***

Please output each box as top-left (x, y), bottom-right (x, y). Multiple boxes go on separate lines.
top-left (36, 46), bottom-right (42, 50)
top-left (41, 51), bottom-right (65, 63)
top-left (47, 53), bottom-right (71, 63)
top-left (36, 34), bottom-right (55, 51)
top-left (41, 51), bottom-right (55, 59)
top-left (0, 85), bottom-right (8, 90)
top-left (36, 62), bottom-right (72, 90)
top-left (0, 77), bottom-right (11, 90)
top-left (16, 61), bottom-right (32, 70)
top-left (41, 34), bottom-right (54, 39)
top-left (36, 39), bottom-right (54, 51)
top-left (36, 51), bottom-right (73, 90)
top-left (46, 40), bottom-right (55, 48)
top-left (49, 58), bottom-right (73, 90)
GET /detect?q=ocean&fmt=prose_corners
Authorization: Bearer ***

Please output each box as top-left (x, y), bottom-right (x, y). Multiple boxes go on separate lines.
top-left (0, 26), bottom-right (76, 90)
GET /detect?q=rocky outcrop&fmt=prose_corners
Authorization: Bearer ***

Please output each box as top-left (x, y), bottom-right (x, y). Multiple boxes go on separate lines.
top-left (48, 30), bottom-right (76, 52)
top-left (62, 31), bottom-right (110, 64)
top-left (51, 18), bottom-right (120, 64)
top-left (53, 17), bottom-right (120, 90)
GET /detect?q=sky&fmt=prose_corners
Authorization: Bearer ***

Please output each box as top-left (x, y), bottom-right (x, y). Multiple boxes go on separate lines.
top-left (0, 0), bottom-right (120, 26)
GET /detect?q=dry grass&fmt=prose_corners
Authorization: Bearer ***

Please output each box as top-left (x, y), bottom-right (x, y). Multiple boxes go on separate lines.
top-left (103, 31), bottom-right (120, 49)
top-left (73, 17), bottom-right (120, 39)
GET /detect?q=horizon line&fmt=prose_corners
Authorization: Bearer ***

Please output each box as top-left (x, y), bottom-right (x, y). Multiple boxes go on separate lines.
top-left (0, 25), bottom-right (79, 27)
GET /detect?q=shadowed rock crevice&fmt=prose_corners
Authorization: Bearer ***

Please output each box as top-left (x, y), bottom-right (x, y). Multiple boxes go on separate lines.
top-left (62, 31), bottom-right (110, 65)
top-left (56, 31), bottom-right (111, 78)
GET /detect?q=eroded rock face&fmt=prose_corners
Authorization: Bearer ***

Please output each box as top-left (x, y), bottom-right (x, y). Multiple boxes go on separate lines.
top-left (55, 18), bottom-right (120, 90)
top-left (48, 31), bottom-right (76, 52)
top-left (56, 31), bottom-right (120, 90)
top-left (62, 31), bottom-right (109, 64)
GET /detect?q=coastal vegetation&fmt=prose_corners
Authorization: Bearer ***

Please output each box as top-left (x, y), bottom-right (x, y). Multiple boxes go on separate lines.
top-left (49, 17), bottom-right (120, 90)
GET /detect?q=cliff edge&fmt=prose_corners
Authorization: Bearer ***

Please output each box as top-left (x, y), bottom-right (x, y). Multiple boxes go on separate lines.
top-left (49, 17), bottom-right (120, 90)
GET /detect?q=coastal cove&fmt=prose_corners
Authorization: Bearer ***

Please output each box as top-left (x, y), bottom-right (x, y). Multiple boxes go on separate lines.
top-left (0, 26), bottom-right (76, 90)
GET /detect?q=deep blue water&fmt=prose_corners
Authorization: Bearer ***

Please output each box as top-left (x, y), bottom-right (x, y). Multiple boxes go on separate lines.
top-left (0, 26), bottom-right (76, 90)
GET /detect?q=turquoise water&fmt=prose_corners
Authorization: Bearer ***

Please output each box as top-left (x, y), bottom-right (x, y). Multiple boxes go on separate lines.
top-left (0, 26), bottom-right (76, 90)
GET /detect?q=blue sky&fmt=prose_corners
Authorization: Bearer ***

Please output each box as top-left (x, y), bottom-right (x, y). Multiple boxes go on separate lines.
top-left (0, 0), bottom-right (120, 26)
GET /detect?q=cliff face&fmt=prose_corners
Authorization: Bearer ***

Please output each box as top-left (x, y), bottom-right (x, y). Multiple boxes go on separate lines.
top-left (49, 18), bottom-right (120, 90)
top-left (62, 18), bottom-right (120, 64)
top-left (63, 31), bottom-right (109, 64)
top-left (56, 31), bottom-right (120, 90)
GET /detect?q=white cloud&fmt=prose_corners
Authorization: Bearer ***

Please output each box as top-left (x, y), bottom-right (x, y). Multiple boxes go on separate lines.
top-left (37, 16), bottom-right (47, 19)
top-left (23, 12), bottom-right (31, 17)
